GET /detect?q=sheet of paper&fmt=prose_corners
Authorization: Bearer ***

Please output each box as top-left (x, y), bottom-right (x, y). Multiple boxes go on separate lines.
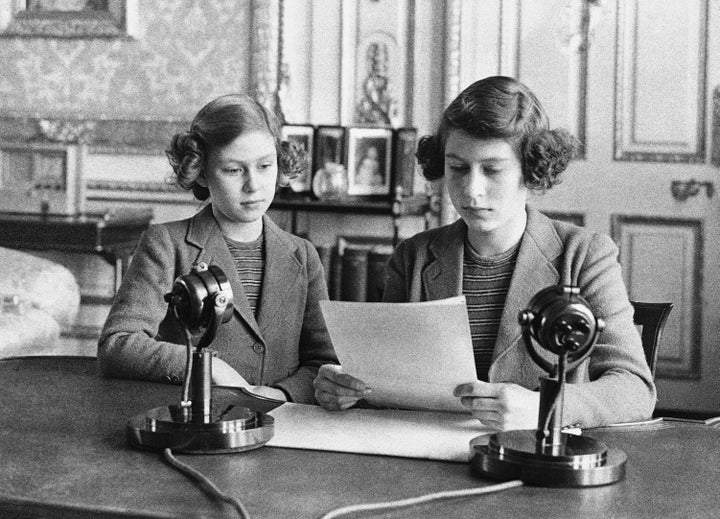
top-left (320, 296), bottom-right (477, 413)
top-left (266, 403), bottom-right (490, 462)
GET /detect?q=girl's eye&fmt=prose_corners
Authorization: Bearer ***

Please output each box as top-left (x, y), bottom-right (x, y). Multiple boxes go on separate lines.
top-left (222, 167), bottom-right (241, 174)
top-left (257, 162), bottom-right (273, 170)
top-left (484, 168), bottom-right (502, 175)
top-left (447, 163), bottom-right (469, 173)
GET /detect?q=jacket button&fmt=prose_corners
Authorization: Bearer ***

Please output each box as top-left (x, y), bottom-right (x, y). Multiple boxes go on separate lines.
top-left (253, 343), bottom-right (265, 354)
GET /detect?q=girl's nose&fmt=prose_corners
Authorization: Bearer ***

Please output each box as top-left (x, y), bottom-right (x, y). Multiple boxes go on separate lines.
top-left (467, 167), bottom-right (487, 197)
top-left (243, 169), bottom-right (259, 192)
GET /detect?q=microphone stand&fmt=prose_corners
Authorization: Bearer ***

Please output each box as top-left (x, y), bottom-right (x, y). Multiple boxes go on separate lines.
top-left (470, 285), bottom-right (627, 486)
top-left (126, 263), bottom-right (274, 454)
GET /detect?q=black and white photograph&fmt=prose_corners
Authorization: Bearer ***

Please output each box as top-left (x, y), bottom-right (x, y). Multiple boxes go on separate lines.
top-left (313, 125), bottom-right (346, 171)
top-left (346, 127), bottom-right (392, 196)
top-left (281, 123), bottom-right (315, 194)
top-left (0, 1), bottom-right (717, 517)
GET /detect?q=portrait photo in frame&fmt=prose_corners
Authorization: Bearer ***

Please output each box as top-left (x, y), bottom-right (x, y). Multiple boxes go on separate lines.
top-left (281, 124), bottom-right (315, 194)
top-left (314, 125), bottom-right (346, 172)
top-left (392, 128), bottom-right (417, 197)
top-left (346, 127), bottom-right (392, 196)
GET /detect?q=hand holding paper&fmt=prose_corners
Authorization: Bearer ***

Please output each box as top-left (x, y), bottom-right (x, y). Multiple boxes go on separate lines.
top-left (319, 296), bottom-right (477, 413)
top-left (314, 364), bottom-right (371, 411)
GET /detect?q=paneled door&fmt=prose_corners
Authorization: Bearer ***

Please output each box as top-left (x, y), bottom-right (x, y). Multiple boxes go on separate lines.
top-left (455, 0), bottom-right (719, 413)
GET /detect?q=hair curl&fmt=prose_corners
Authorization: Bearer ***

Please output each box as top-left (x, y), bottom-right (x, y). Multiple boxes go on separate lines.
top-left (416, 76), bottom-right (579, 192)
top-left (165, 94), bottom-right (309, 200)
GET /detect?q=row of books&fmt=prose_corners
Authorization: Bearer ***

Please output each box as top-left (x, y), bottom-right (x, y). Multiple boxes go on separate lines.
top-left (315, 235), bottom-right (396, 302)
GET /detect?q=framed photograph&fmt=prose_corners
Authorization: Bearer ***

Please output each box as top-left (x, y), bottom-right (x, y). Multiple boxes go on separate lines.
top-left (314, 126), bottom-right (346, 172)
top-left (392, 128), bottom-right (417, 197)
top-left (346, 127), bottom-right (392, 196)
top-left (0, 0), bottom-right (138, 38)
top-left (281, 124), bottom-right (315, 194)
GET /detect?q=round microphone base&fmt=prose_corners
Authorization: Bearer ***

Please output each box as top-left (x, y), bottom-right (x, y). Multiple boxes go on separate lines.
top-left (469, 430), bottom-right (626, 487)
top-left (127, 400), bottom-right (274, 454)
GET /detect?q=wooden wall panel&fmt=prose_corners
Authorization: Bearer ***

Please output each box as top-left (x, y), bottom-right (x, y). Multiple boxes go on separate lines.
top-left (614, 0), bottom-right (707, 162)
top-left (612, 216), bottom-right (702, 379)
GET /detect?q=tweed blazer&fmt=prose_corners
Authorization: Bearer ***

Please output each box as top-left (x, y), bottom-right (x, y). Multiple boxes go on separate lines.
top-left (382, 207), bottom-right (656, 427)
top-left (98, 205), bottom-right (337, 404)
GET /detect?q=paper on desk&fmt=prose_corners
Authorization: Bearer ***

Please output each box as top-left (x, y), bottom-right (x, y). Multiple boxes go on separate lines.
top-left (266, 403), bottom-right (489, 462)
top-left (320, 296), bottom-right (477, 413)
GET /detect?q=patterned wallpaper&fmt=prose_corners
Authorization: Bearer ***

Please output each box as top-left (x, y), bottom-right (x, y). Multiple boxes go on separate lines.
top-left (0, 0), bottom-right (252, 120)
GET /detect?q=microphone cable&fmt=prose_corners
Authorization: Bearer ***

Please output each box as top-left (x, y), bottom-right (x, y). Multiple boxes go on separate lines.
top-left (163, 448), bottom-right (251, 519)
top-left (164, 446), bottom-right (523, 519)
top-left (318, 479), bottom-right (523, 519)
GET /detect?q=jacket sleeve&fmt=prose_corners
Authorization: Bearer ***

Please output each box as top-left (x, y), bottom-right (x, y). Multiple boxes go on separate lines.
top-left (562, 233), bottom-right (657, 426)
top-left (97, 225), bottom-right (189, 384)
top-left (271, 240), bottom-right (338, 403)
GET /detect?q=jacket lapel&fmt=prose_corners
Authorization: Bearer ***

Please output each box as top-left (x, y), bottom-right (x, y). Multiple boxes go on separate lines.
top-left (256, 215), bottom-right (302, 338)
top-left (186, 204), bottom-right (263, 341)
top-left (491, 208), bottom-right (563, 365)
top-left (423, 219), bottom-right (466, 300)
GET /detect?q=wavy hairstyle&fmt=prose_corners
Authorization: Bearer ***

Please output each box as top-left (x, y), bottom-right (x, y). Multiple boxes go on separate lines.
top-left (416, 76), bottom-right (579, 192)
top-left (166, 94), bottom-right (308, 201)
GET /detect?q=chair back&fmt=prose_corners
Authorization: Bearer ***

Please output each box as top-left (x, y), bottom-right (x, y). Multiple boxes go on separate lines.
top-left (630, 301), bottom-right (673, 377)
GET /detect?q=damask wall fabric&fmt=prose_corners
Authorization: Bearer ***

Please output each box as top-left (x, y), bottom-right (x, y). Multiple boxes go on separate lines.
top-left (0, 0), bottom-right (252, 120)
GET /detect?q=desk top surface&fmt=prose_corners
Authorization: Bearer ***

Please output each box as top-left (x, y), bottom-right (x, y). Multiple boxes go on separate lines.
top-left (2, 356), bottom-right (719, 519)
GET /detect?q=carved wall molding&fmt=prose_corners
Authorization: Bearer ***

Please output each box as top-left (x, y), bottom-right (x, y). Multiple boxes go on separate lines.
top-left (614, 0), bottom-right (707, 163)
top-left (611, 215), bottom-right (703, 379)
top-left (250, 0), bottom-right (281, 115)
top-left (437, 0), bottom-right (462, 227)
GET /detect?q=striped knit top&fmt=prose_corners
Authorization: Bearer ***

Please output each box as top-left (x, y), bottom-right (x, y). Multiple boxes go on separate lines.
top-left (224, 233), bottom-right (265, 316)
top-left (462, 240), bottom-right (520, 381)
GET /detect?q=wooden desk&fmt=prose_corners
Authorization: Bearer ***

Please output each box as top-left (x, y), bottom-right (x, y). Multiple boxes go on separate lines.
top-left (2, 357), bottom-right (719, 519)
top-left (0, 210), bottom-right (152, 292)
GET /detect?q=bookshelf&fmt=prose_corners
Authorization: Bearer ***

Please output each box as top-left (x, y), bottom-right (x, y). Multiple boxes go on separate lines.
top-left (271, 192), bottom-right (430, 246)
top-left (270, 192), bottom-right (432, 304)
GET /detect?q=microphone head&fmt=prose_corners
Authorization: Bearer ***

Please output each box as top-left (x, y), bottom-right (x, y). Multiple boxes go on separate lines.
top-left (519, 285), bottom-right (604, 361)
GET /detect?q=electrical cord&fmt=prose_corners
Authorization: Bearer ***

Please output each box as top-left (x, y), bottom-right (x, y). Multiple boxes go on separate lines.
top-left (163, 448), bottom-right (251, 519)
top-left (163, 446), bottom-right (522, 519)
top-left (318, 479), bottom-right (524, 519)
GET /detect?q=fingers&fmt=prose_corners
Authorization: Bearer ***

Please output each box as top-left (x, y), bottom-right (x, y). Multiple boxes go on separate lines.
top-left (318, 364), bottom-right (369, 392)
top-left (455, 382), bottom-right (541, 431)
top-left (314, 364), bottom-right (370, 411)
top-left (453, 380), bottom-right (496, 398)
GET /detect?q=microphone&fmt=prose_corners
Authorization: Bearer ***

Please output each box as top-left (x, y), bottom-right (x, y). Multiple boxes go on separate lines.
top-left (470, 285), bottom-right (627, 487)
top-left (126, 262), bottom-right (274, 454)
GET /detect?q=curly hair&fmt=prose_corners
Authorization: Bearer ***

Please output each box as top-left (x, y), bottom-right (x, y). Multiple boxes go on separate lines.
top-left (416, 76), bottom-right (579, 192)
top-left (166, 94), bottom-right (308, 201)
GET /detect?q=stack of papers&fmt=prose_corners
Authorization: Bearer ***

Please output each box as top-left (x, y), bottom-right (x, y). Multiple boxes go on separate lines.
top-left (320, 296), bottom-right (477, 412)
top-left (266, 403), bottom-right (490, 462)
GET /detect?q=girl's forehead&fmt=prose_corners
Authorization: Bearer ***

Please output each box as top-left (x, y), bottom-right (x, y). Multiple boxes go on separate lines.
top-left (444, 132), bottom-right (517, 160)
top-left (213, 132), bottom-right (276, 159)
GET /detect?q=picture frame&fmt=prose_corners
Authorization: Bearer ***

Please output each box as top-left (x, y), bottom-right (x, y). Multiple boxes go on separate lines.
top-left (314, 125), bottom-right (346, 172)
top-left (0, 0), bottom-right (138, 38)
top-left (392, 128), bottom-right (417, 197)
top-left (281, 124), bottom-right (315, 194)
top-left (346, 127), bottom-right (393, 196)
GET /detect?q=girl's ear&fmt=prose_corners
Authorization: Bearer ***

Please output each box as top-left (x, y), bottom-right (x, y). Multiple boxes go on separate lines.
top-left (196, 172), bottom-right (208, 187)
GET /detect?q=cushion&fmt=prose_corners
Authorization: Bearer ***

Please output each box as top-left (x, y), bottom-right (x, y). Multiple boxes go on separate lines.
top-left (0, 246), bottom-right (80, 328)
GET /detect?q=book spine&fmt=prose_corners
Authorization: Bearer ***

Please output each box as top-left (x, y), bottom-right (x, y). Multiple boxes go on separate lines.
top-left (340, 247), bottom-right (368, 302)
top-left (366, 247), bottom-right (393, 302)
top-left (330, 245), bottom-right (343, 301)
